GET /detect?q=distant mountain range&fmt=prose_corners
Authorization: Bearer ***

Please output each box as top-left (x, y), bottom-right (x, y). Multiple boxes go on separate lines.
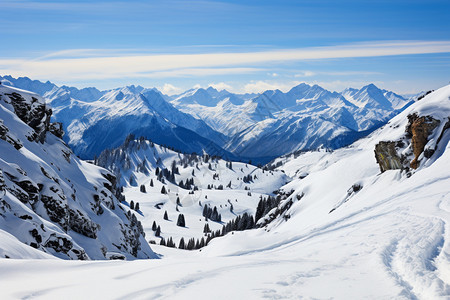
top-left (0, 75), bottom-right (415, 163)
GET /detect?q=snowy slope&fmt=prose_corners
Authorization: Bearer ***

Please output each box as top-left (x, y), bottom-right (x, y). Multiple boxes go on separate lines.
top-left (0, 86), bottom-right (448, 299)
top-left (96, 136), bottom-right (289, 247)
top-left (0, 85), bottom-right (155, 260)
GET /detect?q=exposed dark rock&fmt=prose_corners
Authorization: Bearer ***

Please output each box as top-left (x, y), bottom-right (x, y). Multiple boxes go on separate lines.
top-left (5, 92), bottom-right (51, 143)
top-left (0, 120), bottom-right (22, 149)
top-left (101, 172), bottom-right (116, 192)
top-left (49, 122), bottom-right (64, 139)
top-left (30, 228), bottom-right (42, 244)
top-left (16, 179), bottom-right (39, 204)
top-left (68, 208), bottom-right (98, 239)
top-left (374, 141), bottom-right (402, 172)
top-left (61, 150), bottom-right (71, 163)
top-left (44, 234), bottom-right (73, 254)
top-left (0, 170), bottom-right (5, 192)
top-left (40, 190), bottom-right (68, 226)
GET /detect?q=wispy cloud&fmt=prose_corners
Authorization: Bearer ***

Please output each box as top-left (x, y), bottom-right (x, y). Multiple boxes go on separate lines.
top-left (208, 82), bottom-right (233, 91)
top-left (243, 81), bottom-right (302, 93)
top-left (294, 70), bottom-right (382, 77)
top-left (158, 83), bottom-right (182, 95)
top-left (1, 41), bottom-right (449, 81)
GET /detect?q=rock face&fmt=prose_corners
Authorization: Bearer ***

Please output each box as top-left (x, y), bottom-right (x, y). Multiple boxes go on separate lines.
top-left (407, 114), bottom-right (440, 169)
top-left (0, 85), bottom-right (155, 260)
top-left (3, 92), bottom-right (52, 142)
top-left (49, 122), bottom-right (64, 139)
top-left (374, 112), bottom-right (444, 173)
top-left (374, 141), bottom-right (403, 172)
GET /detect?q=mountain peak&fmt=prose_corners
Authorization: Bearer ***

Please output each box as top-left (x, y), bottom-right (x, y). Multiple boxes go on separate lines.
top-left (362, 83), bottom-right (379, 91)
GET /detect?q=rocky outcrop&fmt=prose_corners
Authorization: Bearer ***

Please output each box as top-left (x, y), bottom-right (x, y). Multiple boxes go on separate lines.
top-left (407, 114), bottom-right (440, 169)
top-left (0, 85), bottom-right (155, 260)
top-left (4, 92), bottom-right (52, 143)
top-left (375, 113), bottom-right (445, 173)
top-left (0, 120), bottom-right (22, 150)
top-left (374, 141), bottom-right (403, 172)
top-left (49, 122), bottom-right (64, 139)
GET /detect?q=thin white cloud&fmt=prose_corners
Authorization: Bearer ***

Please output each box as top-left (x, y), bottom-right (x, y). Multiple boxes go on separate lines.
top-left (243, 81), bottom-right (302, 93)
top-left (158, 83), bottom-right (182, 96)
top-left (208, 82), bottom-right (233, 91)
top-left (294, 71), bottom-right (316, 77)
top-left (1, 41), bottom-right (449, 81)
top-left (294, 70), bottom-right (382, 77)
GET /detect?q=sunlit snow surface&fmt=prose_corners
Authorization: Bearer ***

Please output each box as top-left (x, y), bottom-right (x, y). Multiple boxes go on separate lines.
top-left (1, 86), bottom-right (450, 299)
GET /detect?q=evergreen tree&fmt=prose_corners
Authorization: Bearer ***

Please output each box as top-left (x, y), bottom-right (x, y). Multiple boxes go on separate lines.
top-left (160, 238), bottom-right (166, 246)
top-left (203, 223), bottom-right (211, 233)
top-left (130, 200), bottom-right (135, 210)
top-left (155, 226), bottom-right (161, 236)
top-left (135, 202), bottom-right (140, 211)
top-left (163, 210), bottom-right (169, 220)
top-left (177, 214), bottom-right (186, 227)
top-left (179, 237), bottom-right (185, 249)
top-left (152, 221), bottom-right (157, 231)
top-left (161, 186), bottom-right (167, 194)
top-left (140, 184), bottom-right (146, 193)
top-left (150, 179), bottom-right (154, 187)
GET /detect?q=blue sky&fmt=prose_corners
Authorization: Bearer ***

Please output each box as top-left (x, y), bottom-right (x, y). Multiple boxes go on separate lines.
top-left (1, 0), bottom-right (449, 94)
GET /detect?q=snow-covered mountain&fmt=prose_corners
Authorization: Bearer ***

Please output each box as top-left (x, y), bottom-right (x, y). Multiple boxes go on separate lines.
top-left (172, 83), bottom-right (412, 158)
top-left (0, 85), bottom-right (155, 260)
top-left (0, 76), bottom-right (229, 160)
top-left (1, 76), bottom-right (412, 164)
top-left (1, 85), bottom-right (448, 299)
top-left (50, 86), bottom-right (230, 160)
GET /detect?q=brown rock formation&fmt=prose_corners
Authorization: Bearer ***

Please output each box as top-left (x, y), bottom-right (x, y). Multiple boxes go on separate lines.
top-left (409, 115), bottom-right (440, 169)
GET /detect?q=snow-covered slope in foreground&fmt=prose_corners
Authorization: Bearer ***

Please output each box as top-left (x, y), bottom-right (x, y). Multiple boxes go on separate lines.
top-left (0, 86), bottom-right (449, 299)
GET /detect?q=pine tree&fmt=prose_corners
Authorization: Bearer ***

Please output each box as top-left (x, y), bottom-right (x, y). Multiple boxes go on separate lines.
top-left (177, 214), bottom-right (186, 227)
top-left (163, 210), bottom-right (169, 220)
top-left (140, 184), bottom-right (146, 193)
top-left (135, 202), bottom-right (140, 211)
top-left (152, 221), bottom-right (157, 231)
top-left (130, 200), bottom-right (135, 210)
top-left (178, 237), bottom-right (185, 249)
top-left (150, 179), bottom-right (154, 187)
top-left (160, 238), bottom-right (166, 246)
top-left (161, 186), bottom-right (167, 194)
top-left (155, 226), bottom-right (161, 236)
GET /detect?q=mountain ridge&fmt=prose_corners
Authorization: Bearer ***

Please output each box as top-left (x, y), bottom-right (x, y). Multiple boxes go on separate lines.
top-left (1, 75), bottom-right (413, 163)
